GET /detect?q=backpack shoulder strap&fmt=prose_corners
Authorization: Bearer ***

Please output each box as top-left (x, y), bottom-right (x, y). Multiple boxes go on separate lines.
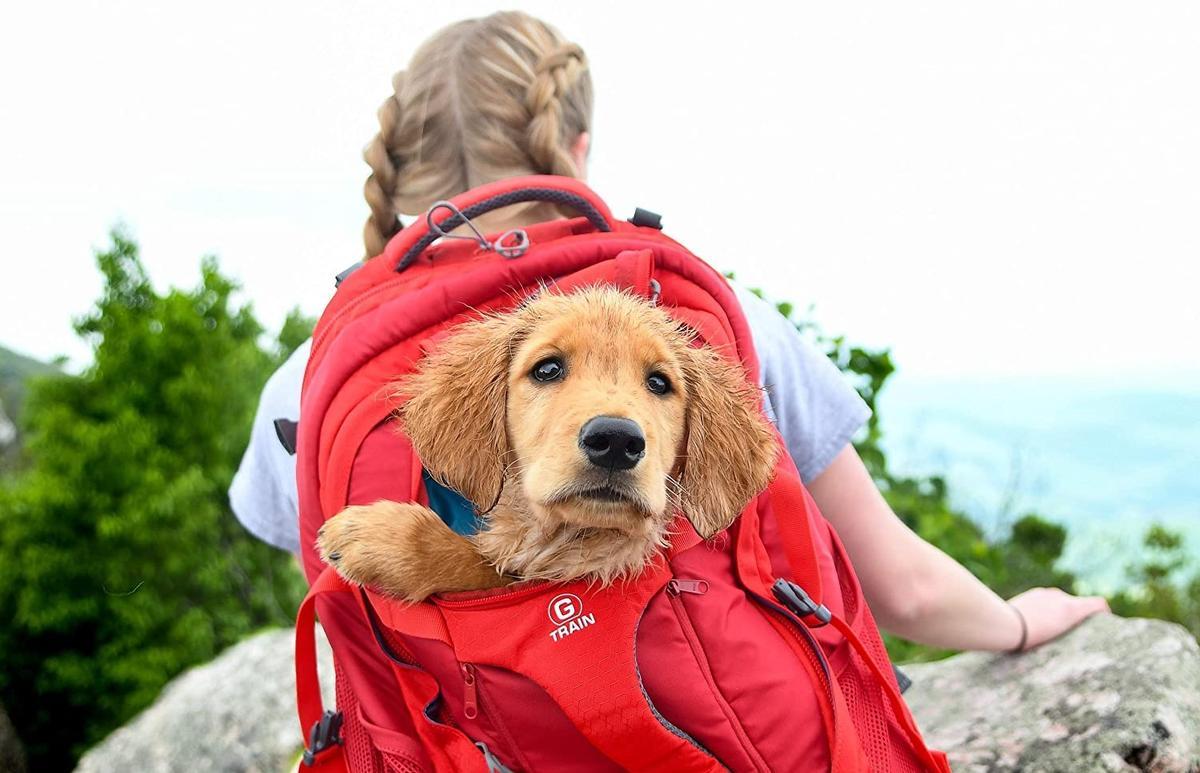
top-left (763, 467), bottom-right (951, 772)
top-left (295, 568), bottom-right (353, 771)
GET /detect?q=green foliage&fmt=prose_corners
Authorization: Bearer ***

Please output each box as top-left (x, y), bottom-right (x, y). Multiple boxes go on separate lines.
top-left (1110, 525), bottom-right (1200, 639)
top-left (0, 230), bottom-right (306, 770)
top-left (278, 308), bottom-right (317, 360)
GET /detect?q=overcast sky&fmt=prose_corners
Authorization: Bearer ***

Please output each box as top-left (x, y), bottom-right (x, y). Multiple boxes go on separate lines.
top-left (2, 2), bottom-right (1198, 384)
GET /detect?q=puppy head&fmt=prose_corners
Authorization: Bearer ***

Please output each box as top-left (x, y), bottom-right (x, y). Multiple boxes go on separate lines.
top-left (400, 286), bottom-right (778, 543)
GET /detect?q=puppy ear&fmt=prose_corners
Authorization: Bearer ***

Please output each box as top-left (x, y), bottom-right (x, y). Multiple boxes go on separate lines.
top-left (399, 312), bottom-right (523, 509)
top-left (678, 344), bottom-right (779, 538)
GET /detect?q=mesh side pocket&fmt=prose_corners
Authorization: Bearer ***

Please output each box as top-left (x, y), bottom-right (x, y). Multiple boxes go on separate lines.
top-left (350, 696), bottom-right (433, 771)
top-left (335, 662), bottom-right (388, 773)
top-left (380, 750), bottom-right (427, 773)
top-left (837, 645), bottom-right (927, 773)
top-left (852, 605), bottom-right (931, 772)
top-left (837, 651), bottom-right (895, 773)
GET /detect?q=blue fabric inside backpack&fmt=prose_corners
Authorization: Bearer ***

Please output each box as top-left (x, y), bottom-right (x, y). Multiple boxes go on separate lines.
top-left (423, 469), bottom-right (480, 536)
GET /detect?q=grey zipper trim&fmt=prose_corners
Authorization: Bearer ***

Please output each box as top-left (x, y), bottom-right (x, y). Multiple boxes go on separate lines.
top-left (476, 742), bottom-right (515, 773)
top-left (632, 606), bottom-right (729, 770)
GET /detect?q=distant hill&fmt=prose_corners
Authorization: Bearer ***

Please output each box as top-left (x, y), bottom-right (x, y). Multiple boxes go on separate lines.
top-left (0, 344), bottom-right (59, 462)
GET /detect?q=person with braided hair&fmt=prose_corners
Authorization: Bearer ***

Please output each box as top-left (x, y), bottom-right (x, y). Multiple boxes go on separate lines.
top-left (359, 15), bottom-right (592, 257)
top-left (231, 9), bottom-right (1106, 667)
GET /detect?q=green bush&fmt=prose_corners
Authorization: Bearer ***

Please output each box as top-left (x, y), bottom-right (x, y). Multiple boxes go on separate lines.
top-left (1110, 525), bottom-right (1200, 638)
top-left (0, 231), bottom-right (307, 770)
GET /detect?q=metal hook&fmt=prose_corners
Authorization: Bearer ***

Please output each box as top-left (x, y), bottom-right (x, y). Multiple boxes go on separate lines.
top-left (648, 278), bottom-right (662, 307)
top-left (426, 200), bottom-right (490, 250)
top-left (425, 200), bottom-right (531, 260)
top-left (494, 228), bottom-right (530, 259)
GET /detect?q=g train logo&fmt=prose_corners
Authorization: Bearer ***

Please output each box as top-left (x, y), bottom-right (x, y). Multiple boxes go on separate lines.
top-left (547, 593), bottom-right (597, 642)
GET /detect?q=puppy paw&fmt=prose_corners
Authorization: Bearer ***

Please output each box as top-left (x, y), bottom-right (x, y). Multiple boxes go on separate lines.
top-left (317, 501), bottom-right (450, 601)
top-left (317, 501), bottom-right (509, 601)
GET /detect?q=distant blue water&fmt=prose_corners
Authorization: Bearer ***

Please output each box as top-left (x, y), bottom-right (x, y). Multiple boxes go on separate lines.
top-left (876, 376), bottom-right (1200, 591)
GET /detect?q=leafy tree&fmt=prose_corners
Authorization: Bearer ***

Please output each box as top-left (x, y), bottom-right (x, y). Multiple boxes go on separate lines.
top-left (1110, 525), bottom-right (1200, 639)
top-left (0, 231), bottom-right (306, 770)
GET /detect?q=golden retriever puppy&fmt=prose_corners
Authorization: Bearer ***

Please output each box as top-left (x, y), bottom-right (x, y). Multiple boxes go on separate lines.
top-left (317, 286), bottom-right (778, 601)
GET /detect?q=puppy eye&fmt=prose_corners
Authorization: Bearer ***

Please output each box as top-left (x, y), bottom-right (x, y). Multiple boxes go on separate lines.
top-left (646, 372), bottom-right (672, 395)
top-left (531, 357), bottom-right (565, 383)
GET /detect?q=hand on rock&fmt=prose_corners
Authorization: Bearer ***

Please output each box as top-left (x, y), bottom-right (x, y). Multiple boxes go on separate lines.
top-left (1008, 587), bottom-right (1110, 651)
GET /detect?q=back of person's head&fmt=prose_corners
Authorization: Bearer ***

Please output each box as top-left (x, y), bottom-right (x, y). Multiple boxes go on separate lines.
top-left (363, 11), bottom-right (593, 256)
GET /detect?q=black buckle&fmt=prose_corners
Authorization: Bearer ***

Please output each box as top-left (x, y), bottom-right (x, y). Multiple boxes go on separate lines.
top-left (772, 579), bottom-right (831, 626)
top-left (335, 260), bottom-right (364, 287)
top-left (273, 418), bottom-right (298, 455)
top-left (302, 710), bottom-right (344, 767)
top-left (629, 207), bottom-right (663, 230)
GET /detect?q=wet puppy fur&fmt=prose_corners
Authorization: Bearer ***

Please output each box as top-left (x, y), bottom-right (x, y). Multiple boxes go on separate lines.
top-left (317, 286), bottom-right (778, 601)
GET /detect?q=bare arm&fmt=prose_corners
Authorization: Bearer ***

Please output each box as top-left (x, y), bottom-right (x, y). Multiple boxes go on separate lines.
top-left (807, 445), bottom-right (1109, 651)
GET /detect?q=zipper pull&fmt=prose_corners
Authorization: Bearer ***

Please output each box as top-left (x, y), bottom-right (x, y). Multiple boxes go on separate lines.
top-left (667, 579), bottom-right (710, 596)
top-left (461, 663), bottom-right (479, 719)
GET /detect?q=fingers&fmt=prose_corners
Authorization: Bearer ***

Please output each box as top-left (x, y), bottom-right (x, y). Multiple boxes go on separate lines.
top-left (1006, 587), bottom-right (1113, 651)
top-left (1075, 594), bottom-right (1111, 616)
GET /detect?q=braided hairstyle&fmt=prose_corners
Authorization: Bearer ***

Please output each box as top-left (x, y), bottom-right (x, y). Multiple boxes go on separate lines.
top-left (361, 12), bottom-right (593, 257)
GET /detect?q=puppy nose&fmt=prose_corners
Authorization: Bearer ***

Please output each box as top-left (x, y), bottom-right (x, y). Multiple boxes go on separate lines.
top-left (579, 416), bottom-right (645, 470)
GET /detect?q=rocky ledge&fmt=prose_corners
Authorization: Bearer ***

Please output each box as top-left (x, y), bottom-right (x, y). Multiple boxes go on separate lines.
top-left (75, 627), bottom-right (333, 773)
top-left (76, 615), bottom-right (1198, 772)
top-left (904, 614), bottom-right (1200, 772)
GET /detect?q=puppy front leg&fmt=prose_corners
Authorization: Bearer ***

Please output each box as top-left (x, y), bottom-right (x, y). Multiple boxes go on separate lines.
top-left (317, 500), bottom-right (508, 602)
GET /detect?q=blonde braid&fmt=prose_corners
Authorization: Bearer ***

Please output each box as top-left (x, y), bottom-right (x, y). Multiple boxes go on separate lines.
top-left (525, 43), bottom-right (588, 177)
top-left (360, 13), bottom-right (593, 254)
top-left (362, 70), bottom-right (407, 257)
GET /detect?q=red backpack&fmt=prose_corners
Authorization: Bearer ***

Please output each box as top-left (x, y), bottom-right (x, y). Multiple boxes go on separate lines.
top-left (293, 176), bottom-right (950, 772)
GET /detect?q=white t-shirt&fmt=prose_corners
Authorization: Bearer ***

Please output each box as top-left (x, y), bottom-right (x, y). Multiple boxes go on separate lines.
top-left (228, 284), bottom-right (870, 553)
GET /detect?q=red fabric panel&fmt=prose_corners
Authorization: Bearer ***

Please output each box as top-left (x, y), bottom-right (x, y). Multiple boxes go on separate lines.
top-left (402, 633), bottom-right (622, 773)
top-left (641, 541), bottom-right (831, 771)
top-left (430, 565), bottom-right (722, 771)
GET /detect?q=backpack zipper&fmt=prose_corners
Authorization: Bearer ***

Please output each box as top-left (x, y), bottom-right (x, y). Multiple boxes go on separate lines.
top-left (363, 600), bottom-right (524, 770)
top-left (666, 579), bottom-right (709, 595)
top-left (475, 742), bottom-right (515, 773)
top-left (460, 664), bottom-right (479, 719)
top-left (746, 590), bottom-right (839, 745)
top-left (665, 579), bottom-right (770, 772)
top-left (433, 579), bottom-right (554, 608)
top-left (460, 663), bottom-right (531, 772)
top-left (311, 276), bottom-right (407, 359)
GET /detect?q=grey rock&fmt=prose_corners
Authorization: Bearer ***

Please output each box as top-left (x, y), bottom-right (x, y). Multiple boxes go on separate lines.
top-left (1, 699), bottom-right (27, 773)
top-left (74, 615), bottom-right (1198, 772)
top-left (75, 627), bottom-right (333, 773)
top-left (904, 614), bottom-right (1200, 772)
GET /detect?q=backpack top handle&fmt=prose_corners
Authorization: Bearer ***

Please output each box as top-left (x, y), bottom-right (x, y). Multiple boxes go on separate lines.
top-left (387, 175), bottom-right (616, 272)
